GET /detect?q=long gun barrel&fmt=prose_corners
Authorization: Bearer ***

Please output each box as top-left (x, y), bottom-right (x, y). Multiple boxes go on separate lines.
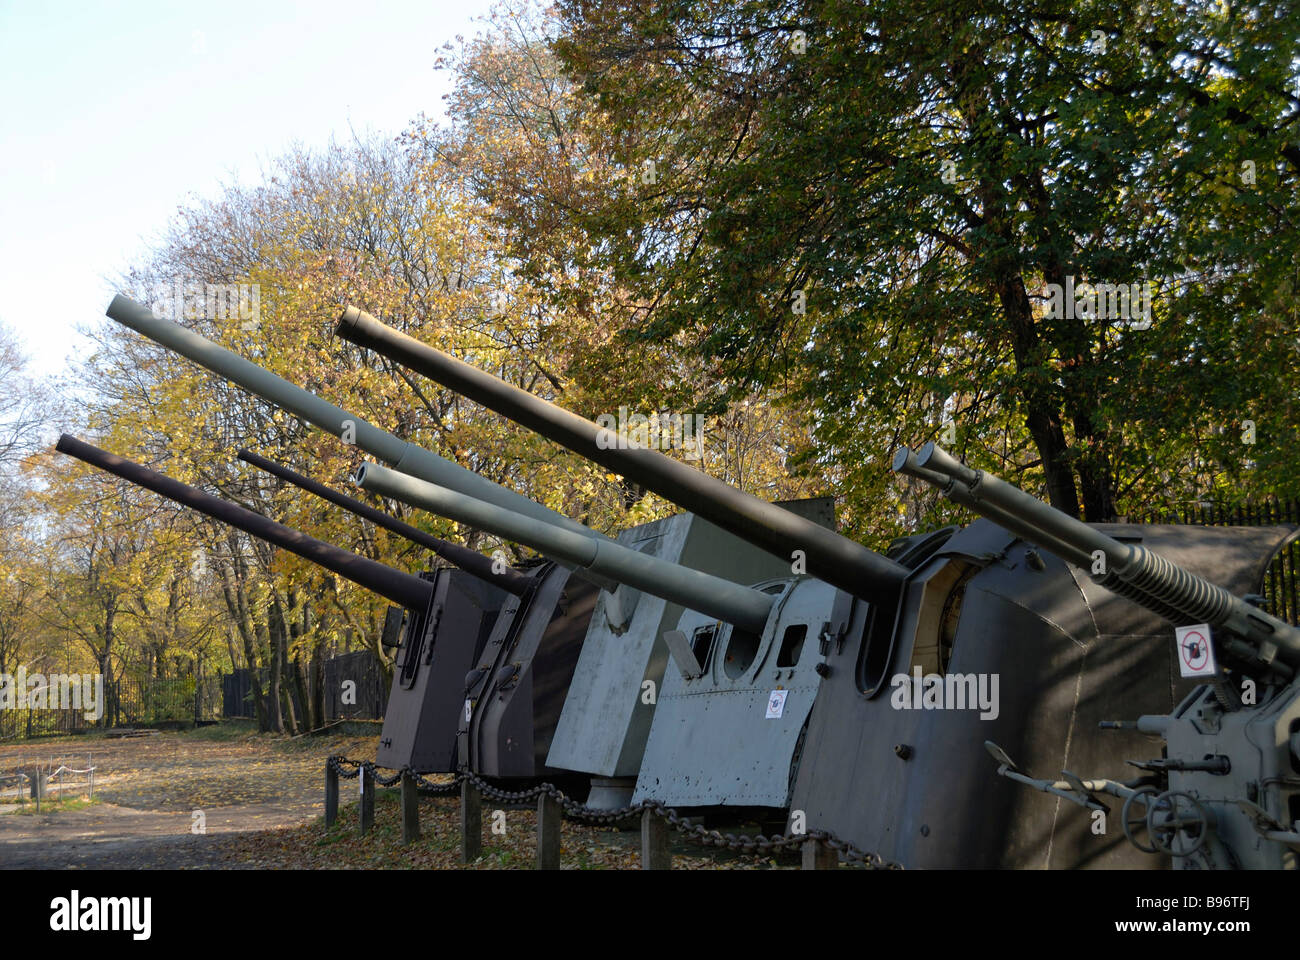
top-left (335, 306), bottom-right (909, 605)
top-left (56, 435), bottom-right (434, 612)
top-left (355, 461), bottom-right (776, 634)
top-left (894, 441), bottom-right (1300, 677)
top-left (105, 295), bottom-right (607, 543)
top-left (237, 448), bottom-right (531, 596)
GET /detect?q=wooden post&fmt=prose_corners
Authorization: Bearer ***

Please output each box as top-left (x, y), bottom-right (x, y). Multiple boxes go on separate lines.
top-left (802, 837), bottom-right (837, 870)
top-left (358, 764), bottom-right (375, 834)
top-left (536, 792), bottom-right (561, 870)
top-left (30, 765), bottom-right (46, 808)
top-left (324, 761), bottom-right (339, 828)
top-left (401, 771), bottom-right (420, 844)
top-left (640, 809), bottom-right (670, 870)
top-left (460, 779), bottom-right (482, 863)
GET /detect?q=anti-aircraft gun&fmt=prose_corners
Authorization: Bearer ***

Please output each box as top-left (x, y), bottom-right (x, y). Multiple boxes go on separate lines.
top-left (105, 296), bottom-right (617, 783)
top-left (353, 460), bottom-right (814, 792)
top-left (104, 296), bottom-right (805, 794)
top-left (54, 435), bottom-right (465, 741)
top-left (333, 306), bottom-right (1296, 865)
top-left (336, 306), bottom-right (914, 813)
top-left (237, 449), bottom-right (531, 773)
top-left (897, 442), bottom-right (1300, 869)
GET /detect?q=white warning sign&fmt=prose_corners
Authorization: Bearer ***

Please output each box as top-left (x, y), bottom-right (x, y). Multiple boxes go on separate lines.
top-left (766, 689), bottom-right (788, 719)
top-left (1175, 624), bottom-right (1217, 678)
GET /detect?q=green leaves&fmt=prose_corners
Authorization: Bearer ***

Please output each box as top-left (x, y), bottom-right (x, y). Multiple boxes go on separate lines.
top-left (546, 0), bottom-right (1300, 525)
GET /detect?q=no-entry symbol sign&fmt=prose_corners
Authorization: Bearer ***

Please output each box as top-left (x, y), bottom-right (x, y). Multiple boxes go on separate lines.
top-left (1175, 623), bottom-right (1217, 678)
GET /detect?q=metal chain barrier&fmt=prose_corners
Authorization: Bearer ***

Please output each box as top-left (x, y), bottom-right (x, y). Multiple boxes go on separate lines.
top-left (327, 755), bottom-right (364, 780)
top-left (327, 756), bottom-right (900, 868)
top-left (407, 770), bottom-right (461, 796)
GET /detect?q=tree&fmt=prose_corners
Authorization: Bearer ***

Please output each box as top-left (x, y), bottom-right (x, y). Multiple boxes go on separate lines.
top-left (546, 0), bottom-right (1300, 536)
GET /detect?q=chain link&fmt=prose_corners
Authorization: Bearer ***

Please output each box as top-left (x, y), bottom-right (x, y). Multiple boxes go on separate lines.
top-left (327, 756), bottom-right (900, 868)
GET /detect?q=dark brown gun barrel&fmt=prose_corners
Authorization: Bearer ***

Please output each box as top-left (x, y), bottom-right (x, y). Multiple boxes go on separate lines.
top-left (56, 434), bottom-right (434, 612)
top-left (237, 449), bottom-right (530, 596)
top-left (335, 306), bottom-right (909, 605)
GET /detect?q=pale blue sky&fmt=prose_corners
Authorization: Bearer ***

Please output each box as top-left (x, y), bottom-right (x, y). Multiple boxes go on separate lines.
top-left (0, 0), bottom-right (498, 376)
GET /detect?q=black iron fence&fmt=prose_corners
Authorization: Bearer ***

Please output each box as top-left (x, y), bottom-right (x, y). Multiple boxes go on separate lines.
top-left (323, 650), bottom-right (389, 721)
top-left (1127, 497), bottom-right (1300, 625)
top-left (0, 707), bottom-right (89, 740)
top-left (0, 676), bottom-right (222, 740)
top-left (108, 676), bottom-right (222, 727)
top-left (221, 653), bottom-right (388, 724)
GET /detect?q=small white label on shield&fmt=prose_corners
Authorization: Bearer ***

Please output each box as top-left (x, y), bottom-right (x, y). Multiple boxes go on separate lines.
top-left (1175, 624), bottom-right (1217, 678)
top-left (464, 699), bottom-right (473, 722)
top-left (766, 689), bottom-right (787, 719)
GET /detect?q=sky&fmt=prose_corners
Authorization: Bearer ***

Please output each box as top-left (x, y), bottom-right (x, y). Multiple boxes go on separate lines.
top-left (0, 0), bottom-right (499, 377)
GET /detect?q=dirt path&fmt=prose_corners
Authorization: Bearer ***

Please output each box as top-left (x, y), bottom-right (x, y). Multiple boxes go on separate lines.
top-left (0, 727), bottom-right (378, 869)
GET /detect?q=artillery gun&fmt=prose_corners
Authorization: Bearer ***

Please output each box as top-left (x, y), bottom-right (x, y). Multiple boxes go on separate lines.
top-left (237, 449), bottom-right (529, 773)
top-left (107, 295), bottom-right (832, 800)
top-left (336, 307), bottom-right (909, 813)
top-left (354, 460), bottom-right (827, 796)
top-left (334, 306), bottom-right (1296, 864)
top-left (105, 296), bottom-right (625, 783)
top-left (54, 435), bottom-right (492, 767)
top-left (896, 442), bottom-right (1300, 869)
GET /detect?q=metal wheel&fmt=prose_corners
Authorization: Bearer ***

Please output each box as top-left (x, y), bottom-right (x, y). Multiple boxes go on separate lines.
top-left (1121, 786), bottom-right (1161, 854)
top-left (1147, 791), bottom-right (1212, 857)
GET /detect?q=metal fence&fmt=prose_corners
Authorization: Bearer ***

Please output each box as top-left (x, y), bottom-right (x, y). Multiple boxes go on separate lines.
top-left (1, 676), bottom-right (221, 741)
top-left (0, 707), bottom-right (89, 740)
top-left (108, 677), bottom-right (222, 727)
top-left (322, 650), bottom-right (389, 721)
top-left (0, 755), bottom-right (98, 808)
top-left (1128, 497), bottom-right (1300, 625)
top-left (222, 653), bottom-right (389, 723)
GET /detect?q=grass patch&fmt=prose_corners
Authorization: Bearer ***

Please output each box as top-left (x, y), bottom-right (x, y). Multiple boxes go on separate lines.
top-left (12, 795), bottom-right (102, 816)
top-left (180, 720), bottom-right (260, 742)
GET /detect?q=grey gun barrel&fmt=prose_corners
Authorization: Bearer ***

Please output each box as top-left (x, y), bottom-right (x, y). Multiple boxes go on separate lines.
top-left (895, 441), bottom-right (1300, 675)
top-left (355, 460), bottom-right (776, 634)
top-left (335, 306), bottom-right (909, 605)
top-left (892, 449), bottom-right (1097, 570)
top-left (105, 295), bottom-right (608, 543)
top-left (237, 448), bottom-right (531, 596)
top-left (56, 435), bottom-right (434, 612)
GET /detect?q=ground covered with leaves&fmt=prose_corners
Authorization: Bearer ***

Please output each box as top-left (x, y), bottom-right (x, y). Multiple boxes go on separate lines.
top-left (0, 725), bottom-right (800, 869)
top-left (217, 787), bottom-right (799, 870)
top-left (0, 723), bottom-right (378, 868)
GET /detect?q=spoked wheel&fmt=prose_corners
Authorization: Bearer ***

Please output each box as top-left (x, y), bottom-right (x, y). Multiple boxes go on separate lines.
top-left (1121, 786), bottom-right (1161, 854)
top-left (1147, 791), bottom-right (1213, 857)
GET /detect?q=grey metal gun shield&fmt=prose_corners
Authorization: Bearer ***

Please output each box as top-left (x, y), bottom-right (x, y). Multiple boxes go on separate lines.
top-left (788, 520), bottom-right (1296, 868)
top-left (547, 502), bottom-right (832, 780)
top-left (376, 569), bottom-right (508, 773)
top-left (459, 562), bottom-right (600, 778)
top-left (632, 576), bottom-right (841, 808)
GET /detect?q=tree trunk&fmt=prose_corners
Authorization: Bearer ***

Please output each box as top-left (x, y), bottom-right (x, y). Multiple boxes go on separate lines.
top-left (215, 546), bottom-right (268, 730)
top-left (311, 639), bottom-right (326, 733)
top-left (267, 613), bottom-right (285, 734)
